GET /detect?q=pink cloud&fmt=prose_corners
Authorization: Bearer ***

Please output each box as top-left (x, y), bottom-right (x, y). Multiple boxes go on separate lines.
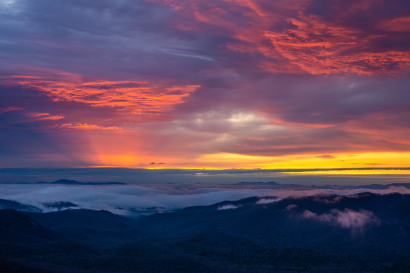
top-left (27, 112), bottom-right (65, 121)
top-left (0, 106), bottom-right (23, 114)
top-left (58, 123), bottom-right (122, 131)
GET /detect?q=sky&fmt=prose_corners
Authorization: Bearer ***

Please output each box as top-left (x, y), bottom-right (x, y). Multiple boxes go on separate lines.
top-left (1, 0), bottom-right (410, 183)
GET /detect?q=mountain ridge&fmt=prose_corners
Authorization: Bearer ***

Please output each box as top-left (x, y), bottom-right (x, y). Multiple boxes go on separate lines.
top-left (3, 179), bottom-right (410, 190)
top-left (5, 179), bottom-right (126, 185)
top-left (1, 193), bottom-right (410, 272)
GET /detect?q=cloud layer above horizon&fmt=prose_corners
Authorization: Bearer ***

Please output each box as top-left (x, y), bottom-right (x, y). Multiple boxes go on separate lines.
top-left (1, 0), bottom-right (410, 173)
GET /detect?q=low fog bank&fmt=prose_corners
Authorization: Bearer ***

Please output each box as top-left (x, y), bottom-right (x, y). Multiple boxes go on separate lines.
top-left (0, 183), bottom-right (409, 216)
top-left (301, 209), bottom-right (381, 231)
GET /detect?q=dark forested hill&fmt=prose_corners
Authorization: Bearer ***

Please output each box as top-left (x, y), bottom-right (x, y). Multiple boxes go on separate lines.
top-left (1, 193), bottom-right (410, 273)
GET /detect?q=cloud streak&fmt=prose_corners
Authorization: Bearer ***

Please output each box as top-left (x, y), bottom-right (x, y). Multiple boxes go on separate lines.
top-left (217, 204), bottom-right (240, 210)
top-left (256, 198), bottom-right (282, 204)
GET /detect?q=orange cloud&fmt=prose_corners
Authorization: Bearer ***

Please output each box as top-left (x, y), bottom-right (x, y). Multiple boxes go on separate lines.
top-left (58, 123), bottom-right (121, 130)
top-left (5, 74), bottom-right (199, 117)
top-left (27, 112), bottom-right (65, 121)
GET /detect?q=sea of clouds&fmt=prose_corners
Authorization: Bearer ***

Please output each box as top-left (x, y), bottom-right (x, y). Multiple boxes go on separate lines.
top-left (0, 183), bottom-right (409, 216)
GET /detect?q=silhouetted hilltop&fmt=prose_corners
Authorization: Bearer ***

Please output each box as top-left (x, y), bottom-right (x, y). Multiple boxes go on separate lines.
top-left (35, 179), bottom-right (126, 185)
top-left (236, 181), bottom-right (410, 190)
top-left (0, 209), bottom-right (43, 230)
top-left (42, 201), bottom-right (78, 210)
top-left (237, 181), bottom-right (280, 185)
top-left (6, 179), bottom-right (126, 185)
top-left (0, 199), bottom-right (41, 212)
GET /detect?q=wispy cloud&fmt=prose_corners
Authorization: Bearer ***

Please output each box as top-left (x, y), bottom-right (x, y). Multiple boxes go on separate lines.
top-left (58, 123), bottom-right (121, 130)
top-left (27, 112), bottom-right (64, 121)
top-left (0, 106), bottom-right (23, 114)
top-left (217, 204), bottom-right (240, 210)
top-left (256, 198), bottom-right (282, 204)
top-left (302, 209), bottom-right (381, 231)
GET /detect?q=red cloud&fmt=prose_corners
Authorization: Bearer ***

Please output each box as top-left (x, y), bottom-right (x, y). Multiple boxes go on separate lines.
top-left (151, 0), bottom-right (410, 76)
top-left (58, 123), bottom-right (121, 130)
top-left (4, 73), bottom-right (199, 119)
top-left (27, 112), bottom-right (65, 121)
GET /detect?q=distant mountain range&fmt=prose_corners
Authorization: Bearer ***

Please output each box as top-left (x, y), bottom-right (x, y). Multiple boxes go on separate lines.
top-left (1, 193), bottom-right (410, 272)
top-left (3, 179), bottom-right (410, 190)
top-left (236, 181), bottom-right (410, 189)
top-left (7, 179), bottom-right (126, 185)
